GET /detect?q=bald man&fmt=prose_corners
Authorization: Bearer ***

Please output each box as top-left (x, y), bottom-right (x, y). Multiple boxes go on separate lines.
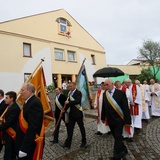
top-left (101, 79), bottom-right (131, 160)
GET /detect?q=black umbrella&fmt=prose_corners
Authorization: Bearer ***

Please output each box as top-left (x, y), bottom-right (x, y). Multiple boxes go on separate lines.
top-left (93, 67), bottom-right (124, 78)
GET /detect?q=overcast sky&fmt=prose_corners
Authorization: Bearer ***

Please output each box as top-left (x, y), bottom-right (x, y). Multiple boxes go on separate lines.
top-left (1, 0), bottom-right (160, 65)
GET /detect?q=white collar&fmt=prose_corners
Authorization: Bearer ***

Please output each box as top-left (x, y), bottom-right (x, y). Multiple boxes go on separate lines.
top-left (25, 95), bottom-right (34, 103)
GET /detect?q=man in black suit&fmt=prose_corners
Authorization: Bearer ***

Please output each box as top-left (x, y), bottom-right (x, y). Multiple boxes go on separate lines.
top-left (0, 89), bottom-right (8, 116)
top-left (0, 91), bottom-right (20, 160)
top-left (15, 83), bottom-right (44, 160)
top-left (50, 87), bottom-right (68, 144)
top-left (0, 89), bottom-right (8, 151)
top-left (101, 79), bottom-right (131, 160)
top-left (62, 82), bottom-right (86, 149)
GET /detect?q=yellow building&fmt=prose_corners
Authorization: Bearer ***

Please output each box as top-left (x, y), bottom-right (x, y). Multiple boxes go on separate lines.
top-left (0, 9), bottom-right (106, 92)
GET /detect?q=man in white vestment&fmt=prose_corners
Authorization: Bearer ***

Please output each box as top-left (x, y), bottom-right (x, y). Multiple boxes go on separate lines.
top-left (143, 80), bottom-right (150, 91)
top-left (143, 80), bottom-right (151, 107)
top-left (135, 80), bottom-right (150, 122)
top-left (124, 79), bottom-right (142, 135)
top-left (149, 79), bottom-right (160, 117)
top-left (94, 82), bottom-right (110, 135)
top-left (115, 81), bottom-right (130, 100)
top-left (62, 81), bottom-right (67, 89)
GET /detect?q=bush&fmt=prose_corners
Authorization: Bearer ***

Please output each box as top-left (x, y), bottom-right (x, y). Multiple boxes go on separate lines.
top-left (47, 83), bottom-right (55, 93)
top-left (62, 89), bottom-right (70, 97)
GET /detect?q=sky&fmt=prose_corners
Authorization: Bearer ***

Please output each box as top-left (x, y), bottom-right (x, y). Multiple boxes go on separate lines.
top-left (0, 0), bottom-right (160, 65)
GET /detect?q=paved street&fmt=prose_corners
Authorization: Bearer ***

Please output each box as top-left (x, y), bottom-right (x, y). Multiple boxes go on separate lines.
top-left (43, 109), bottom-right (160, 160)
top-left (0, 109), bottom-right (160, 160)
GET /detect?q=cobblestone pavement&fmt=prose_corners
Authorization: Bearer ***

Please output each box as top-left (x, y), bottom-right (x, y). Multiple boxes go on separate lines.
top-left (0, 110), bottom-right (160, 160)
top-left (43, 110), bottom-right (160, 160)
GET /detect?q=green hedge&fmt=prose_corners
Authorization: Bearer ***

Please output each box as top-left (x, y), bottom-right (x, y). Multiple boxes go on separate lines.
top-left (62, 89), bottom-right (70, 97)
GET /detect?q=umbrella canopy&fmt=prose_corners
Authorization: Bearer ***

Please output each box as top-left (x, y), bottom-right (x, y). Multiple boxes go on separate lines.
top-left (93, 67), bottom-right (124, 78)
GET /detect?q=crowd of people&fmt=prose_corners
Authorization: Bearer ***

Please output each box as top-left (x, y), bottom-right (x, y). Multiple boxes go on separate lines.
top-left (0, 78), bottom-right (159, 160)
top-left (0, 83), bottom-right (44, 160)
top-left (94, 78), bottom-right (160, 160)
top-left (0, 81), bottom-right (86, 160)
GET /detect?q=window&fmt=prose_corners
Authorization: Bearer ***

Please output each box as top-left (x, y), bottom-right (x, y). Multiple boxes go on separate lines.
top-left (23, 43), bottom-right (31, 57)
top-left (24, 73), bottom-right (31, 82)
top-left (59, 18), bottom-right (67, 33)
top-left (91, 54), bottom-right (96, 65)
top-left (56, 17), bottom-right (72, 36)
top-left (67, 51), bottom-right (76, 62)
top-left (54, 49), bottom-right (64, 60)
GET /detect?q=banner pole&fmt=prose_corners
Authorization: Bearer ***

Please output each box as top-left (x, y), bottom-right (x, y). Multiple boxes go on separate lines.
top-left (25, 58), bottom-right (45, 83)
top-left (75, 58), bottom-right (86, 82)
top-left (17, 58), bottom-right (45, 98)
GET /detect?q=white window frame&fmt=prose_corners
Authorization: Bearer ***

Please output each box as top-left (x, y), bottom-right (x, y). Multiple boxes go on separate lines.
top-left (67, 51), bottom-right (76, 62)
top-left (60, 19), bottom-right (67, 33)
top-left (23, 43), bottom-right (31, 57)
top-left (24, 73), bottom-right (31, 82)
top-left (54, 49), bottom-right (65, 60)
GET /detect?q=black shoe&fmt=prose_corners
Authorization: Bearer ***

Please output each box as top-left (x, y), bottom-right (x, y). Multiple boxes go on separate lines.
top-left (95, 131), bottom-right (102, 135)
top-left (145, 119), bottom-right (149, 123)
top-left (107, 131), bottom-right (112, 135)
top-left (121, 150), bottom-right (128, 158)
top-left (62, 143), bottom-right (70, 149)
top-left (50, 140), bottom-right (58, 144)
top-left (123, 137), bottom-right (129, 141)
top-left (127, 138), bottom-right (135, 142)
top-left (109, 157), bottom-right (121, 160)
top-left (80, 142), bottom-right (87, 148)
top-left (135, 128), bottom-right (141, 134)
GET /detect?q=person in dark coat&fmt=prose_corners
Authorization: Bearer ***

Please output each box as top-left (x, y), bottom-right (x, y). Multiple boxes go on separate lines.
top-left (62, 82), bottom-right (86, 149)
top-left (15, 83), bottom-right (44, 160)
top-left (101, 79), bottom-right (131, 160)
top-left (0, 90), bottom-right (8, 115)
top-left (0, 91), bottom-right (20, 160)
top-left (0, 89), bottom-right (8, 152)
top-left (50, 87), bottom-right (68, 144)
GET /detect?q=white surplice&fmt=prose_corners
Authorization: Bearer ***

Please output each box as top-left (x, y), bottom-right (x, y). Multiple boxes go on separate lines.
top-left (143, 84), bottom-right (151, 107)
top-left (141, 86), bottom-right (150, 119)
top-left (94, 89), bottom-right (110, 134)
top-left (149, 84), bottom-right (160, 116)
top-left (118, 87), bottom-right (134, 138)
top-left (128, 84), bottom-right (142, 129)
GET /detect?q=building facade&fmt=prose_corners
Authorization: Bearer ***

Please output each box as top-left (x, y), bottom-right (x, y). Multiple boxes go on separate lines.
top-left (0, 9), bottom-right (106, 92)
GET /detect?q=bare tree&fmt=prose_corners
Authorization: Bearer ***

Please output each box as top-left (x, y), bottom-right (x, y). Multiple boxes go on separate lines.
top-left (138, 39), bottom-right (160, 79)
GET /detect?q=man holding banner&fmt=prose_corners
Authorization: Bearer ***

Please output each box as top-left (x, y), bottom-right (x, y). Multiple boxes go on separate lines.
top-left (50, 87), bottom-right (68, 144)
top-left (101, 79), bottom-right (131, 160)
top-left (62, 82), bottom-right (86, 149)
top-left (0, 91), bottom-right (20, 160)
top-left (15, 83), bottom-right (44, 160)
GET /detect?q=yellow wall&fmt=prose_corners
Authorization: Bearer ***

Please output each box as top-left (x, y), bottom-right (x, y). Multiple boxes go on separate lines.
top-left (0, 33), bottom-right (50, 72)
top-left (0, 9), bottom-right (106, 91)
top-left (0, 9), bottom-right (104, 52)
top-left (107, 64), bottom-right (146, 75)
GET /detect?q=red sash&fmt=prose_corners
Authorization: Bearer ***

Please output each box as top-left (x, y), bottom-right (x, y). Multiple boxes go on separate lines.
top-left (121, 86), bottom-right (131, 134)
top-left (6, 127), bottom-right (16, 140)
top-left (122, 86), bottom-right (127, 92)
top-left (19, 110), bottom-right (45, 160)
top-left (3, 117), bottom-right (16, 140)
top-left (96, 90), bottom-right (101, 124)
top-left (130, 84), bottom-right (139, 115)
